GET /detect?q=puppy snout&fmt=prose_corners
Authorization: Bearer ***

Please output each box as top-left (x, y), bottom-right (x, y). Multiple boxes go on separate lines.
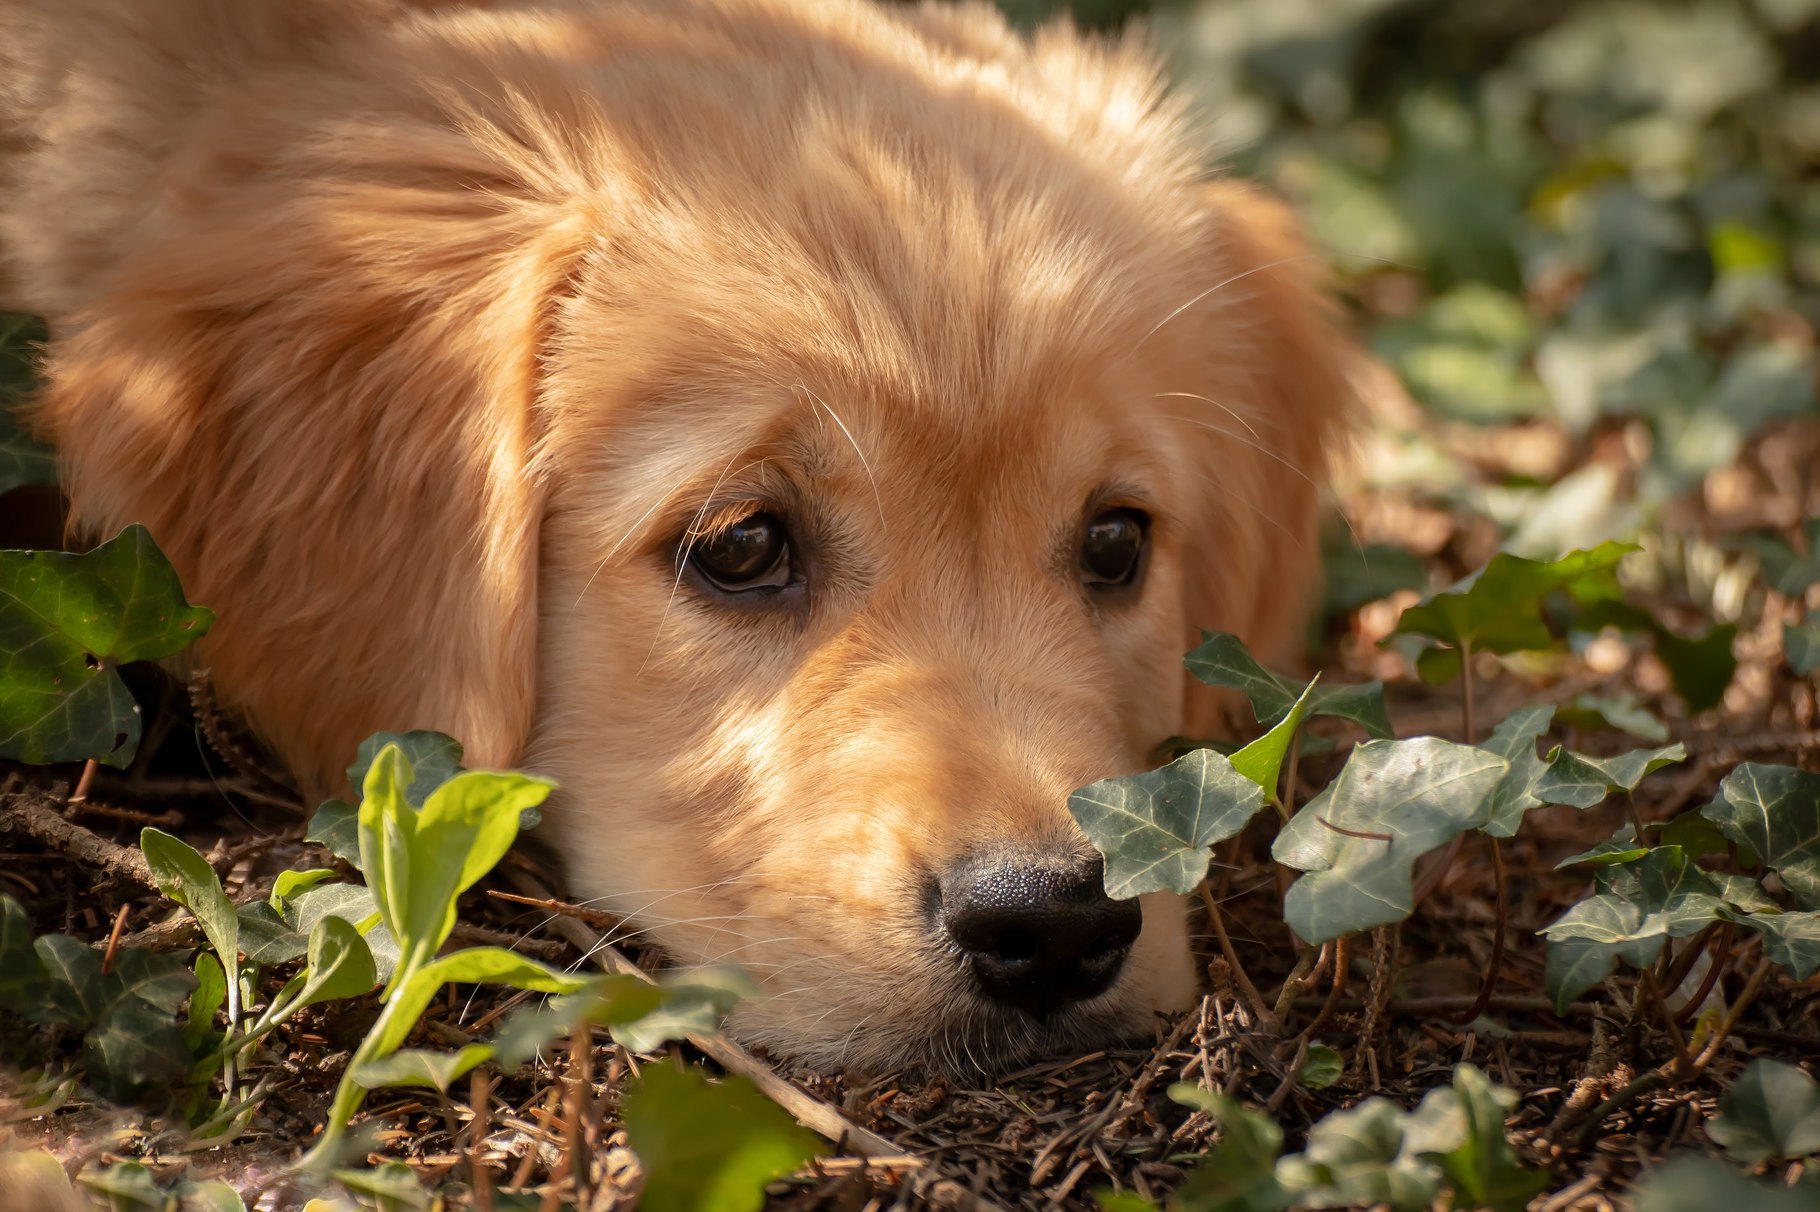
top-left (939, 854), bottom-right (1141, 1018)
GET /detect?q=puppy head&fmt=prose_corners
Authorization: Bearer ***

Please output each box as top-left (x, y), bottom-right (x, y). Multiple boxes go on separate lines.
top-left (35, 0), bottom-right (1350, 1072)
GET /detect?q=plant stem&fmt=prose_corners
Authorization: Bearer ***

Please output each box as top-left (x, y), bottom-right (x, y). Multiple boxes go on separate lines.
top-left (1450, 838), bottom-right (1506, 1025)
top-left (1460, 640), bottom-right (1476, 744)
top-left (1197, 882), bottom-right (1279, 1033)
top-left (299, 959), bottom-right (419, 1174)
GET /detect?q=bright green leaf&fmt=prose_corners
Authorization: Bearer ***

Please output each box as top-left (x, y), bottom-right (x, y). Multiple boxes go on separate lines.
top-left (375, 947), bottom-right (591, 1059)
top-left (1535, 743), bottom-right (1686, 809)
top-left (622, 1062), bottom-right (821, 1212)
top-left (1273, 738), bottom-right (1508, 945)
top-left (1229, 677), bottom-right (1318, 797)
top-left (142, 828), bottom-right (239, 982)
top-left (177, 1180), bottom-right (248, 1212)
top-left (1706, 1059), bottom-right (1820, 1163)
top-left (185, 952), bottom-right (227, 1053)
top-left (493, 974), bottom-right (668, 1068)
top-left (295, 915), bottom-right (378, 1008)
top-left (351, 1044), bottom-right (493, 1093)
top-left (1069, 749), bottom-right (1268, 898)
top-left (0, 524), bottom-right (214, 766)
top-left (1701, 762), bottom-right (1820, 908)
top-left (1185, 632), bottom-right (1393, 739)
top-left (271, 868), bottom-right (339, 909)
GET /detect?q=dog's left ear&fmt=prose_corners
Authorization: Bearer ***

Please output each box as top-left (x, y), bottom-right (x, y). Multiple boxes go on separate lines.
top-left (33, 105), bottom-right (591, 793)
top-left (1175, 180), bottom-right (1356, 723)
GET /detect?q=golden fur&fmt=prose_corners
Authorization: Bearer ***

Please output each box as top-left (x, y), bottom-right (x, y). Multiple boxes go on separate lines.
top-left (1, 0), bottom-right (1353, 1070)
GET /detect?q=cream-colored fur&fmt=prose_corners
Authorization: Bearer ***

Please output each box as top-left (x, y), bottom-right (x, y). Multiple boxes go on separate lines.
top-left (1, 0), bottom-right (1352, 1071)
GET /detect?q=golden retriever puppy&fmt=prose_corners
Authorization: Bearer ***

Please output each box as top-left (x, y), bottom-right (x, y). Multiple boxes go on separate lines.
top-left (0, 0), bottom-right (1352, 1071)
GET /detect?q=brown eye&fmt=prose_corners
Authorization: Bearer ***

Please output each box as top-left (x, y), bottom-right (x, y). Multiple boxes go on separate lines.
top-left (1081, 508), bottom-right (1147, 588)
top-left (690, 512), bottom-right (792, 591)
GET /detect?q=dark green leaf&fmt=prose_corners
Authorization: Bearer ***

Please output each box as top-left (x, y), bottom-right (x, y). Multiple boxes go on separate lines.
top-left (78, 1161), bottom-right (168, 1212)
top-left (493, 974), bottom-right (667, 1068)
top-left (0, 524), bottom-right (213, 766)
top-left (0, 313), bottom-right (56, 495)
top-left (1786, 618), bottom-right (1819, 676)
top-left (1554, 824), bottom-right (1650, 869)
top-left (1705, 1059), bottom-right (1820, 1163)
top-left (235, 902), bottom-right (307, 967)
top-left (1321, 540), bottom-right (1428, 618)
top-left (347, 731), bottom-right (464, 808)
top-left (1069, 749), bottom-right (1268, 898)
top-left (0, 893), bottom-right (54, 1015)
top-left (1274, 738), bottom-right (1508, 944)
top-left (1184, 632), bottom-right (1393, 739)
top-left (305, 801), bottom-right (361, 868)
top-left (1701, 763), bottom-right (1820, 908)
top-left (1298, 1045), bottom-right (1344, 1092)
top-left (1633, 1156), bottom-right (1819, 1212)
top-left (622, 1062), bottom-right (821, 1212)
top-left (1164, 1084), bottom-right (1289, 1212)
top-left (1735, 910), bottom-right (1820, 980)
top-left (1478, 706), bottom-right (1555, 837)
top-left (1541, 847), bottom-right (1725, 1009)
top-left (1390, 542), bottom-right (1636, 660)
top-left (1556, 692), bottom-right (1669, 743)
top-left (1535, 743), bottom-right (1686, 809)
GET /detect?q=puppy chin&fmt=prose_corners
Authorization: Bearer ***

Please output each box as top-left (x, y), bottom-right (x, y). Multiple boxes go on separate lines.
top-left (719, 891), bottom-right (1198, 1076)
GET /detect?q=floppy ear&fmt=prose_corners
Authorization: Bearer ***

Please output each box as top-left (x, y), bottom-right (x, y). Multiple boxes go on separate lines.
top-left (33, 100), bottom-right (589, 794)
top-left (1177, 180), bottom-right (1356, 730)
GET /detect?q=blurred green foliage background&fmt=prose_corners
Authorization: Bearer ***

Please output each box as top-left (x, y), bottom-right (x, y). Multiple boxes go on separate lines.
top-left (993, 0), bottom-right (1820, 560)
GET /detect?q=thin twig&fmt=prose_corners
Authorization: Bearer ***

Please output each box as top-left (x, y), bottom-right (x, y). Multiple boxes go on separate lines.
top-left (99, 904), bottom-right (131, 976)
top-left (1299, 935), bottom-right (1350, 1042)
top-left (1449, 838), bottom-right (1506, 1025)
top-left (503, 870), bottom-right (909, 1163)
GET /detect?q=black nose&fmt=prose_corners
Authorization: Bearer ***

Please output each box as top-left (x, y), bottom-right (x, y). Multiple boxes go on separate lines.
top-left (939, 854), bottom-right (1142, 1018)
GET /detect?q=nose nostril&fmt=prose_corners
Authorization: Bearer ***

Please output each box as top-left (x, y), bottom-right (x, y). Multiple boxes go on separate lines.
top-left (991, 927), bottom-right (1039, 963)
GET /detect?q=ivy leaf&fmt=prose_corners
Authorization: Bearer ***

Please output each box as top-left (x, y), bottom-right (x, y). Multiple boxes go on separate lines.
top-left (622, 1061), bottom-right (821, 1212)
top-left (1554, 824), bottom-right (1650, 869)
top-left (1229, 677), bottom-right (1318, 797)
top-left (1273, 738), bottom-right (1509, 945)
top-left (1274, 1098), bottom-right (1439, 1212)
top-left (1788, 618), bottom-right (1820, 675)
top-left (1731, 524), bottom-right (1820, 597)
top-left (1417, 1065), bottom-right (1549, 1212)
top-left (0, 524), bottom-right (214, 766)
top-left (1700, 762), bottom-right (1820, 908)
top-left (1068, 749), bottom-right (1268, 898)
top-left (0, 313), bottom-right (55, 495)
top-left (1570, 600), bottom-right (1737, 713)
top-left (1733, 910), bottom-right (1820, 980)
top-left (1390, 542), bottom-right (1636, 662)
top-left (1705, 1059), bottom-right (1820, 1163)
top-left (1534, 743), bottom-right (1686, 809)
top-left (141, 829), bottom-right (239, 986)
top-left (33, 936), bottom-right (196, 1100)
top-left (1555, 691), bottom-right (1669, 742)
top-left (348, 731), bottom-right (465, 808)
top-left (1661, 811), bottom-right (1730, 858)
top-left (1478, 706), bottom-right (1555, 837)
top-left (1633, 1156), bottom-right (1820, 1212)
top-left (1540, 847), bottom-right (1725, 1010)
top-left (1165, 1084), bottom-right (1291, 1212)
top-left (1185, 632), bottom-right (1393, 739)
top-left (357, 745), bottom-right (555, 975)
top-left (0, 893), bottom-right (54, 1016)
top-left (305, 801), bottom-right (361, 869)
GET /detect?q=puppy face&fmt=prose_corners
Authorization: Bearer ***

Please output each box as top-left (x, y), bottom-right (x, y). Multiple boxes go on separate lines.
top-left (22, 0), bottom-right (1350, 1071)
